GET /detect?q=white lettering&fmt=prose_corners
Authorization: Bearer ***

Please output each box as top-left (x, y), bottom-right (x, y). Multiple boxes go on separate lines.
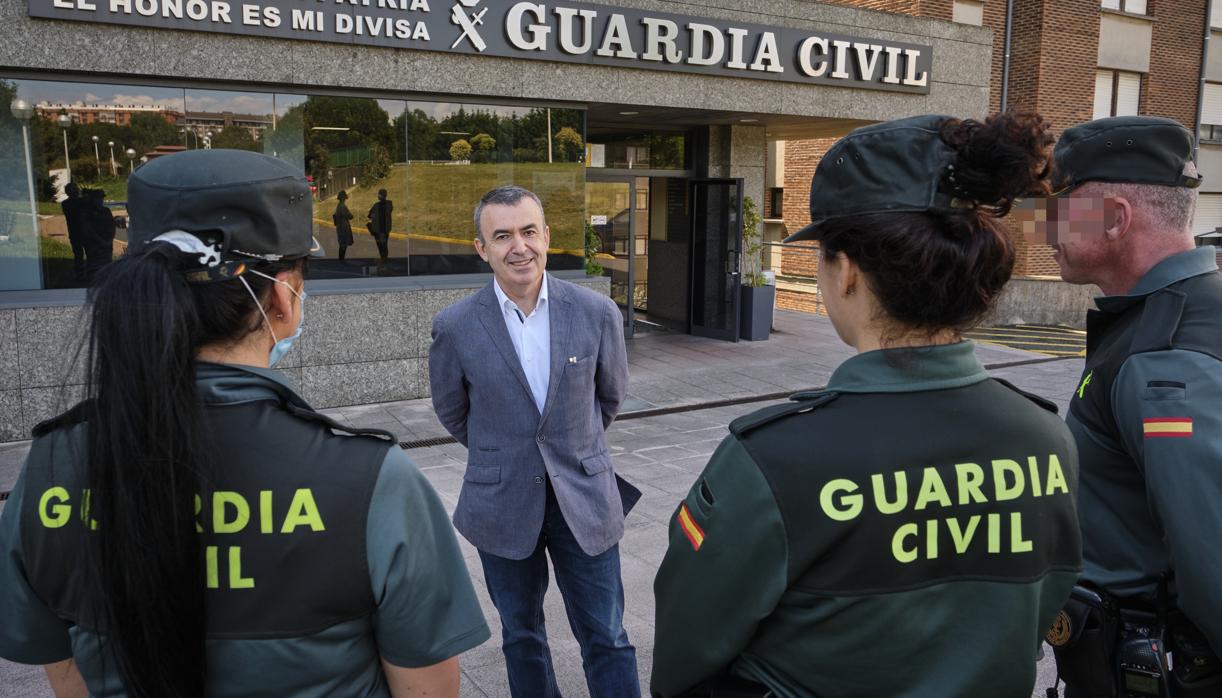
top-left (292, 7), bottom-right (317, 30)
top-left (797, 36), bottom-right (829, 77)
top-left (412, 20), bottom-right (428, 39)
top-left (903, 48), bottom-right (929, 87)
top-left (135, 0), bottom-right (156, 16)
top-left (725, 27), bottom-right (749, 69)
top-left (110, 0), bottom-right (131, 13)
top-left (830, 40), bottom-right (851, 79)
top-left (408, 0), bottom-right (426, 9)
top-left (854, 43), bottom-right (884, 81)
top-left (555, 7), bottom-right (595, 54)
top-left (596, 13), bottom-right (637, 59)
top-left (686, 22), bottom-right (724, 66)
top-left (882, 45), bottom-right (904, 84)
top-left (749, 31), bottom-right (783, 73)
top-left (335, 12), bottom-right (352, 32)
top-left (185, 0), bottom-right (207, 20)
top-left (507, 2), bottom-right (549, 51)
top-left (641, 17), bottom-right (682, 63)
top-left (241, 3), bottom-right (258, 25)
top-left (163, 0), bottom-right (182, 18)
top-left (212, 1), bottom-right (230, 23)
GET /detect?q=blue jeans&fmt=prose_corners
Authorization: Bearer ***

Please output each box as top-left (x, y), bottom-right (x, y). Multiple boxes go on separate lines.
top-left (478, 487), bottom-right (640, 698)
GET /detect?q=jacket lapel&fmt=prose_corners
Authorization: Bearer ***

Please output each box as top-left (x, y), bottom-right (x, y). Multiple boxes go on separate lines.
top-left (476, 283), bottom-right (535, 403)
top-left (539, 275), bottom-right (575, 425)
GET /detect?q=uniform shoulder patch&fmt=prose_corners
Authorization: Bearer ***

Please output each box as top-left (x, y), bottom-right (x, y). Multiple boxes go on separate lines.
top-left (31, 399), bottom-right (95, 438)
top-left (991, 378), bottom-right (1059, 414)
top-left (285, 403), bottom-right (397, 442)
top-left (729, 393), bottom-right (838, 437)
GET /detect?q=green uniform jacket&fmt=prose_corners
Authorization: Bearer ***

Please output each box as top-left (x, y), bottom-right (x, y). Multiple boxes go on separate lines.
top-left (1068, 247), bottom-right (1222, 653)
top-left (0, 364), bottom-right (490, 696)
top-left (652, 342), bottom-right (1082, 698)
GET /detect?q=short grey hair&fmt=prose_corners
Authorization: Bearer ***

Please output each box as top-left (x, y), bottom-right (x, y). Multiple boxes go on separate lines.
top-left (473, 185), bottom-right (545, 242)
top-left (1080, 162), bottom-right (1199, 234)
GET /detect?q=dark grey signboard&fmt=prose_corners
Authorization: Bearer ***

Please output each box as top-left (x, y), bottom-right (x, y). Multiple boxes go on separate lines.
top-left (28, 0), bottom-right (933, 93)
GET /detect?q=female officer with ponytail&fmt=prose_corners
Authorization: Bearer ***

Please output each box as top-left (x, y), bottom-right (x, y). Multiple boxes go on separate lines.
top-left (0, 149), bottom-right (489, 697)
top-left (651, 113), bottom-right (1083, 698)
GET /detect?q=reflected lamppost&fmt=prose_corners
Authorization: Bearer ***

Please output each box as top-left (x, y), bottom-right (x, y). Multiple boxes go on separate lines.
top-left (56, 113), bottom-right (72, 183)
top-left (125, 148), bottom-right (136, 176)
top-left (204, 130), bottom-right (213, 150)
top-left (107, 140), bottom-right (116, 176)
top-left (185, 129), bottom-right (198, 149)
top-left (92, 135), bottom-right (101, 177)
top-left (9, 98), bottom-right (39, 239)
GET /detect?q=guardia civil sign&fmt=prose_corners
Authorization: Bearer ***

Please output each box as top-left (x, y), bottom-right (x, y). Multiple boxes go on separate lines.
top-left (28, 0), bottom-right (934, 93)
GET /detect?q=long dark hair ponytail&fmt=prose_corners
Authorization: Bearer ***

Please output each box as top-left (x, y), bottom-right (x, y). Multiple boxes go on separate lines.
top-left (80, 241), bottom-right (298, 697)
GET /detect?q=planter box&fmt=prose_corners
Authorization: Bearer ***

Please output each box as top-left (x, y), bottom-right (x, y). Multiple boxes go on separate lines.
top-left (740, 284), bottom-right (775, 341)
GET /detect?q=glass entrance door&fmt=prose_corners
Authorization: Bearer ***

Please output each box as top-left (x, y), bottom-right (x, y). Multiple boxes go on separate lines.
top-left (586, 179), bottom-right (634, 336)
top-left (689, 179), bottom-right (743, 341)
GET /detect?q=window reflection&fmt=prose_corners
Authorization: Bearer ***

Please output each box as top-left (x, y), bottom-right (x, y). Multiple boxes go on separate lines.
top-left (0, 77), bottom-right (587, 289)
top-left (1, 79), bottom-right (187, 290)
top-left (405, 102), bottom-right (585, 274)
top-left (587, 132), bottom-right (688, 170)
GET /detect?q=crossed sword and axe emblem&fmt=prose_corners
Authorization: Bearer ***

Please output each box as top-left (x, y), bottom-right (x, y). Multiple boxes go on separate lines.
top-left (450, 0), bottom-right (488, 51)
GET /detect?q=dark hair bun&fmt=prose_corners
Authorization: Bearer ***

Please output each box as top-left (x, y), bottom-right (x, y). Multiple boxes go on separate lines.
top-left (939, 111), bottom-right (1053, 217)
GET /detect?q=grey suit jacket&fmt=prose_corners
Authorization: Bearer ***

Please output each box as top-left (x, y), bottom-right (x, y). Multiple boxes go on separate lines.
top-left (428, 275), bottom-right (630, 559)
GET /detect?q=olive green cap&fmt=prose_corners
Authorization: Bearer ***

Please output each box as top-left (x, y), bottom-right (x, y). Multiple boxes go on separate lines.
top-left (1051, 116), bottom-right (1202, 194)
top-left (785, 115), bottom-right (969, 243)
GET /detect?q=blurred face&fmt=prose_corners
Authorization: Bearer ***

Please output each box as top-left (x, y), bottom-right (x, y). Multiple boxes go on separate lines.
top-left (1014, 193), bottom-right (1116, 285)
top-left (475, 198), bottom-right (550, 295)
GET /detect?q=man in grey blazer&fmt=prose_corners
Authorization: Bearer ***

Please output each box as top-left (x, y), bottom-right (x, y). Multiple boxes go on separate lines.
top-left (429, 185), bottom-right (639, 697)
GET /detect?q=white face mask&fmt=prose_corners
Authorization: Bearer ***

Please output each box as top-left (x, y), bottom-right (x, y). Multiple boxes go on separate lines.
top-left (239, 270), bottom-right (306, 367)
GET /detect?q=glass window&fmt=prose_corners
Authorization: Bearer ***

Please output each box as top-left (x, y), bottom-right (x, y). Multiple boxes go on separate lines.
top-left (1, 78), bottom-right (586, 289)
top-left (586, 132), bottom-right (688, 171)
top-left (1093, 70), bottom-right (1142, 119)
top-left (1, 78), bottom-right (188, 291)
top-left (1102, 0), bottom-right (1146, 14)
top-left (404, 102), bottom-right (586, 275)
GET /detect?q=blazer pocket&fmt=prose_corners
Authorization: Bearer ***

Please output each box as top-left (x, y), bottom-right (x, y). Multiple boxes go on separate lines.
top-left (580, 451), bottom-right (612, 476)
top-left (464, 465), bottom-right (501, 484)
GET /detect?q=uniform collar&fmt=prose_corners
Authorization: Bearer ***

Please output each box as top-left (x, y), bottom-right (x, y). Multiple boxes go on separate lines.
top-left (1095, 247), bottom-right (1219, 314)
top-left (493, 273), bottom-right (549, 317)
top-left (823, 341), bottom-right (989, 394)
top-left (195, 361), bottom-right (312, 410)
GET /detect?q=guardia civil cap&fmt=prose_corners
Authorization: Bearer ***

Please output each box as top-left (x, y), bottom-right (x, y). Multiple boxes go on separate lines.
top-left (785, 115), bottom-right (969, 243)
top-left (1051, 116), bottom-right (1202, 194)
top-left (128, 149), bottom-right (322, 278)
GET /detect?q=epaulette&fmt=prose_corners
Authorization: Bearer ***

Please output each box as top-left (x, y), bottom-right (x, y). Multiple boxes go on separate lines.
top-left (31, 399), bottom-right (95, 438)
top-left (729, 392), bottom-right (838, 437)
top-left (285, 403), bottom-right (397, 442)
top-left (991, 378), bottom-right (1059, 415)
top-left (1130, 288), bottom-right (1186, 355)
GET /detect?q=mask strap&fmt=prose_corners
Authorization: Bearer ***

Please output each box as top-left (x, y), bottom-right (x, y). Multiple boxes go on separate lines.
top-left (238, 275), bottom-right (279, 345)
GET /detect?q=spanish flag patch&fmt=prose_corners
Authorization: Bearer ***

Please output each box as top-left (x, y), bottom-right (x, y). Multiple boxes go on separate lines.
top-left (677, 503), bottom-right (705, 551)
top-left (1143, 418), bottom-right (1193, 438)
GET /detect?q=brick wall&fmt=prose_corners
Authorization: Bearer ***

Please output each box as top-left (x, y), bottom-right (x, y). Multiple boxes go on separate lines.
top-left (780, 138), bottom-right (837, 280)
top-left (819, 0), bottom-right (953, 19)
top-left (777, 288), bottom-right (827, 315)
top-left (1142, 2), bottom-right (1205, 129)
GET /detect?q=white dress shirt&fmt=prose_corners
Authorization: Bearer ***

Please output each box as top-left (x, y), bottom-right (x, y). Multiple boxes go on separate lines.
top-left (493, 276), bottom-right (551, 414)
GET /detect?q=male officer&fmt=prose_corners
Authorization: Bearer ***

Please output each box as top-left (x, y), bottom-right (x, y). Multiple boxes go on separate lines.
top-left (428, 185), bottom-right (639, 697)
top-left (1050, 116), bottom-right (1222, 695)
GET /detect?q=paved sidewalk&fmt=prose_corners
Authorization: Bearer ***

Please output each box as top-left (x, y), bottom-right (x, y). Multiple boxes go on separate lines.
top-left (0, 311), bottom-right (1084, 697)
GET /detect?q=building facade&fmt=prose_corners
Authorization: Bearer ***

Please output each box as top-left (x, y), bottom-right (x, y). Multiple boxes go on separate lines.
top-left (0, 0), bottom-right (994, 442)
top-left (774, 0), bottom-right (1222, 315)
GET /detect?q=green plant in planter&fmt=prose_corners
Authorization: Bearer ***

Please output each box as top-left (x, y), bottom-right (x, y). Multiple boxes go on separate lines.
top-left (742, 195), bottom-right (767, 287)
top-left (584, 221), bottom-right (604, 276)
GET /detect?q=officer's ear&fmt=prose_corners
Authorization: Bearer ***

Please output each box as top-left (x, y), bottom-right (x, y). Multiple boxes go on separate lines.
top-left (1104, 196), bottom-right (1133, 241)
top-left (834, 251), bottom-right (861, 300)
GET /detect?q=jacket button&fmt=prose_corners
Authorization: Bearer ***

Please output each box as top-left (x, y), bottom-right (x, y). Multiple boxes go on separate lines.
top-left (534, 476), bottom-right (544, 484)
top-left (536, 434), bottom-right (545, 443)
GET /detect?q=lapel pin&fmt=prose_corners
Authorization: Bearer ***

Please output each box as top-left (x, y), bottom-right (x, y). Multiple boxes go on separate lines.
top-left (568, 356), bottom-right (577, 364)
